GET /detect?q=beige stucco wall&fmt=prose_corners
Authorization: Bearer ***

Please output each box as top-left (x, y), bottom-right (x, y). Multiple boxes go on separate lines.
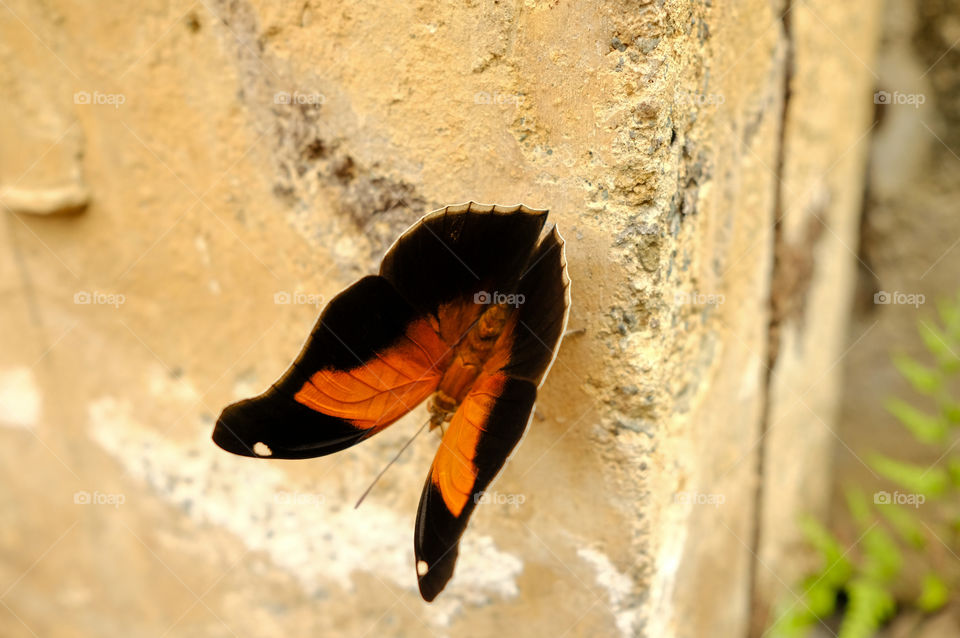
top-left (0, 1), bottom-right (882, 636)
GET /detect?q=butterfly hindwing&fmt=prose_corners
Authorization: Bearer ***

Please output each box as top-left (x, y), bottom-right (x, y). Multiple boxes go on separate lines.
top-left (414, 374), bottom-right (538, 601)
top-left (213, 275), bottom-right (448, 459)
top-left (504, 225), bottom-right (571, 385)
top-left (412, 222), bottom-right (570, 600)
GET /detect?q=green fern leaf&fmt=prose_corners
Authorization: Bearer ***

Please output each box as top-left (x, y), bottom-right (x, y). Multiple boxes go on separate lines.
top-left (766, 598), bottom-right (821, 638)
top-left (916, 571), bottom-right (949, 613)
top-left (885, 397), bottom-right (947, 444)
top-left (861, 525), bottom-right (901, 581)
top-left (944, 401), bottom-right (960, 424)
top-left (804, 580), bottom-right (840, 618)
top-left (937, 296), bottom-right (960, 342)
top-left (800, 517), bottom-right (849, 566)
top-left (838, 578), bottom-right (895, 638)
top-left (875, 503), bottom-right (926, 549)
top-left (918, 321), bottom-right (957, 368)
top-left (893, 354), bottom-right (941, 395)
top-left (948, 457), bottom-right (960, 487)
top-left (846, 487), bottom-right (873, 525)
top-left (869, 454), bottom-right (948, 497)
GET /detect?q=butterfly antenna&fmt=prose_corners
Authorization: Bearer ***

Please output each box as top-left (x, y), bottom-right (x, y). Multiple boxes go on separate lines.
top-left (354, 416), bottom-right (432, 509)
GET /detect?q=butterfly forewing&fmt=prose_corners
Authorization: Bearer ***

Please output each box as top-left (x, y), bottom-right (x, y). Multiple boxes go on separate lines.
top-left (213, 275), bottom-right (446, 458)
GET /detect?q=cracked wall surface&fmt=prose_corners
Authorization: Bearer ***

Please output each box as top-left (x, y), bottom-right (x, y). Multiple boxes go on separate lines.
top-left (0, 1), bottom-right (882, 636)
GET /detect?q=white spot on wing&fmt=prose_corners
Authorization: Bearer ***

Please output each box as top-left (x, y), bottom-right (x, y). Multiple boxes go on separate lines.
top-left (253, 441), bottom-right (272, 457)
top-left (416, 559), bottom-right (429, 576)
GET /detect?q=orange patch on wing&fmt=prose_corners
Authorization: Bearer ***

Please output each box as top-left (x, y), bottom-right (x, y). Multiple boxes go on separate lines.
top-left (431, 373), bottom-right (508, 517)
top-left (294, 318), bottom-right (448, 430)
top-left (436, 298), bottom-right (484, 345)
top-left (481, 311), bottom-right (516, 374)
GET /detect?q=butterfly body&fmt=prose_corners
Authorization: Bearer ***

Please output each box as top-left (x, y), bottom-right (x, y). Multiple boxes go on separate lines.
top-left (213, 202), bottom-right (570, 601)
top-left (428, 300), bottom-right (515, 429)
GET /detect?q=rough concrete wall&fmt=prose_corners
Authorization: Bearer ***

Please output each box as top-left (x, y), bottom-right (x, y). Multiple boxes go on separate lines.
top-left (0, 1), bottom-right (880, 637)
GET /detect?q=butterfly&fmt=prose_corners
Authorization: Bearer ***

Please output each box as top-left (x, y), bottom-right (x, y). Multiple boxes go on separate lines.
top-left (212, 201), bottom-right (571, 600)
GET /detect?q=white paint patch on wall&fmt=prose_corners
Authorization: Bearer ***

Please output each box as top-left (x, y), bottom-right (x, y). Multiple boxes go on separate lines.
top-left (0, 367), bottom-right (41, 428)
top-left (87, 397), bottom-right (522, 624)
top-left (577, 546), bottom-right (640, 637)
top-left (645, 510), bottom-right (688, 638)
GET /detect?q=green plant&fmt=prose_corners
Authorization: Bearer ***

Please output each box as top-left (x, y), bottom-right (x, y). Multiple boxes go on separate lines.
top-left (767, 294), bottom-right (960, 638)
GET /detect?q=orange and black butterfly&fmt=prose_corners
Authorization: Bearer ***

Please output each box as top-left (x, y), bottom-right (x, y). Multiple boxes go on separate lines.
top-left (212, 202), bottom-right (570, 600)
